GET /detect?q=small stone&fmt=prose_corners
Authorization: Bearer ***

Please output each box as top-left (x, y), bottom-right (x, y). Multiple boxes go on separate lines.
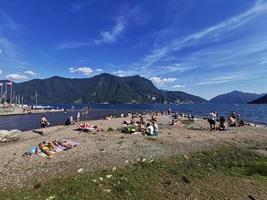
top-left (106, 175), bottom-right (112, 179)
top-left (181, 176), bottom-right (191, 184)
top-left (45, 196), bottom-right (56, 200)
top-left (99, 177), bottom-right (104, 181)
top-left (77, 168), bottom-right (84, 173)
top-left (125, 190), bottom-right (131, 195)
top-left (142, 158), bottom-right (146, 162)
top-left (104, 189), bottom-right (111, 193)
top-left (112, 167), bottom-right (117, 172)
top-left (125, 160), bottom-right (129, 164)
top-left (92, 179), bottom-right (97, 183)
top-left (149, 159), bottom-right (154, 163)
top-left (33, 183), bottom-right (41, 189)
top-left (183, 154), bottom-right (189, 160)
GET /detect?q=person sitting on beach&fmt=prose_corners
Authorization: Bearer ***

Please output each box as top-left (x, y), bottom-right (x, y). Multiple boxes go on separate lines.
top-left (138, 122), bottom-right (146, 133)
top-left (219, 116), bottom-right (226, 131)
top-left (228, 116), bottom-right (237, 127)
top-left (40, 115), bottom-right (49, 134)
top-left (139, 115), bottom-right (144, 124)
top-left (104, 116), bottom-right (112, 120)
top-left (152, 121), bottom-right (159, 136)
top-left (144, 123), bottom-right (154, 136)
top-left (149, 113), bottom-right (157, 122)
top-left (171, 118), bottom-right (184, 127)
top-left (65, 118), bottom-right (71, 126)
top-left (207, 111), bottom-right (216, 131)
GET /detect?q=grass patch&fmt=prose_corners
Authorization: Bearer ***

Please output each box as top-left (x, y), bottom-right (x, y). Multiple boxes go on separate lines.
top-left (1, 147), bottom-right (267, 199)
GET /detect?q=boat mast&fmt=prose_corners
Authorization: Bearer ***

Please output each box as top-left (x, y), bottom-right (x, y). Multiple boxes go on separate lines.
top-left (35, 91), bottom-right (38, 105)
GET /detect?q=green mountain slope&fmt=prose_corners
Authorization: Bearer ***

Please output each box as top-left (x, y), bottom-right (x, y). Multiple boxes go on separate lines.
top-left (8, 73), bottom-right (207, 104)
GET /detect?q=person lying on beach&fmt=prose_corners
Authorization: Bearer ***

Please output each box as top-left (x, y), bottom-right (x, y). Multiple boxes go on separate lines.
top-left (36, 141), bottom-right (55, 157)
top-left (52, 140), bottom-right (77, 149)
top-left (122, 118), bottom-right (136, 125)
top-left (78, 123), bottom-right (103, 132)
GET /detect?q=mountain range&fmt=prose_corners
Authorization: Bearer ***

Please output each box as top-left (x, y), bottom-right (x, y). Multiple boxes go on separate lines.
top-left (209, 90), bottom-right (266, 104)
top-left (249, 94), bottom-right (267, 104)
top-left (4, 73), bottom-right (206, 104)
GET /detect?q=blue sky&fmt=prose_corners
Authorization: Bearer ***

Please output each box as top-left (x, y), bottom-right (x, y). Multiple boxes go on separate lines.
top-left (0, 0), bottom-right (267, 99)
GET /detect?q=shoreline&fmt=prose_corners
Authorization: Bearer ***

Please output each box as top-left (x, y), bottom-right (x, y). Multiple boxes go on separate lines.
top-left (0, 109), bottom-right (266, 133)
top-left (0, 114), bottom-right (267, 190)
top-left (0, 109), bottom-right (64, 116)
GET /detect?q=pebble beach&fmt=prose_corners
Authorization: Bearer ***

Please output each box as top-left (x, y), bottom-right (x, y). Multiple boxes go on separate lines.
top-left (0, 115), bottom-right (267, 190)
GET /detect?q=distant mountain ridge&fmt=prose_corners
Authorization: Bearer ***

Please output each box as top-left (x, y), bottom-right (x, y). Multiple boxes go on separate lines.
top-left (4, 73), bottom-right (207, 104)
top-left (249, 94), bottom-right (267, 104)
top-left (209, 90), bottom-right (265, 104)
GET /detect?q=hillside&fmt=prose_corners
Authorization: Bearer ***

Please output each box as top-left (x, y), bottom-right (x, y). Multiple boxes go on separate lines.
top-left (249, 94), bottom-right (267, 104)
top-left (209, 90), bottom-right (264, 104)
top-left (7, 73), bottom-right (206, 104)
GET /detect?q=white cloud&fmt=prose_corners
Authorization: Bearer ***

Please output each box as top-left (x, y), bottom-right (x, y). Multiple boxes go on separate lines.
top-left (0, 11), bottom-right (21, 31)
top-left (94, 18), bottom-right (125, 45)
top-left (113, 70), bottom-right (124, 77)
top-left (24, 70), bottom-right (36, 75)
top-left (57, 18), bottom-right (125, 49)
top-left (172, 84), bottom-right (185, 88)
top-left (57, 41), bottom-right (91, 50)
top-left (150, 77), bottom-right (177, 86)
top-left (149, 64), bottom-right (193, 74)
top-left (0, 69), bottom-right (2, 74)
top-left (6, 74), bottom-right (28, 81)
top-left (69, 67), bottom-right (93, 75)
top-left (0, 37), bottom-right (18, 58)
top-left (259, 59), bottom-right (267, 64)
top-left (141, 0), bottom-right (267, 67)
top-left (95, 68), bottom-right (103, 72)
top-left (195, 74), bottom-right (248, 86)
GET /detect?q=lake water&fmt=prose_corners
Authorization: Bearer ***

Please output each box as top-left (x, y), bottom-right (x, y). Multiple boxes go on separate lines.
top-left (0, 103), bottom-right (266, 131)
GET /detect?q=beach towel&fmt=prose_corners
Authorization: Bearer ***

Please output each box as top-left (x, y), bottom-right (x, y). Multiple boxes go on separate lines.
top-left (24, 140), bottom-right (79, 158)
top-left (62, 139), bottom-right (80, 146)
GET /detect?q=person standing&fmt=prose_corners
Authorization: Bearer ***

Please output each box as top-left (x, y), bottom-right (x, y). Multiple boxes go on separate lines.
top-left (167, 107), bottom-right (171, 115)
top-left (152, 121), bottom-right (159, 136)
top-left (40, 115), bottom-right (49, 135)
top-left (77, 112), bottom-right (80, 122)
top-left (208, 111), bottom-right (216, 131)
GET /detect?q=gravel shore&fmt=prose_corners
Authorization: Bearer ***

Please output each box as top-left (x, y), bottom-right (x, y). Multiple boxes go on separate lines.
top-left (0, 115), bottom-right (266, 190)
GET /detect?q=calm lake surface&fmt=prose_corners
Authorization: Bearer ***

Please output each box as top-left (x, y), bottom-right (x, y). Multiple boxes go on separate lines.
top-left (0, 103), bottom-right (266, 131)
